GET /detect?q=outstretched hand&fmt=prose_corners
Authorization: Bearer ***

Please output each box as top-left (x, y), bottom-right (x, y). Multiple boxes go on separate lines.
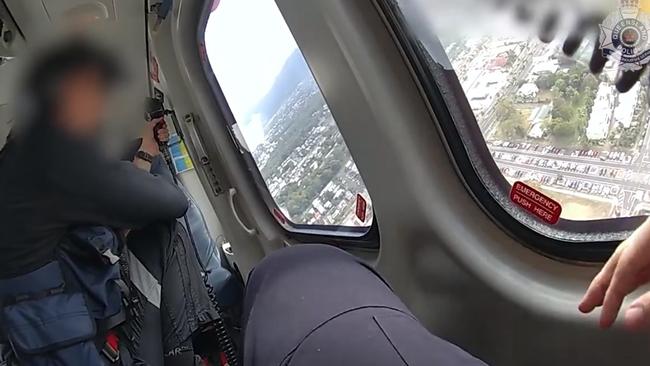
top-left (503, 1), bottom-right (645, 93)
top-left (580, 219), bottom-right (650, 330)
top-left (499, 2), bottom-right (650, 329)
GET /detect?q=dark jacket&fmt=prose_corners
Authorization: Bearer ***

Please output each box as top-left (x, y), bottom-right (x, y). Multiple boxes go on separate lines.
top-left (0, 124), bottom-right (189, 278)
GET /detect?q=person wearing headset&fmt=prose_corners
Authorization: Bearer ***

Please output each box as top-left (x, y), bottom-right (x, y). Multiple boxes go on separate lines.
top-left (0, 43), bottom-right (187, 281)
top-left (0, 39), bottom-right (195, 364)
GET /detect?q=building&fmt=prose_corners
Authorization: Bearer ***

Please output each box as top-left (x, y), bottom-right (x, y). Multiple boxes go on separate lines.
top-left (527, 104), bottom-right (552, 139)
top-left (464, 70), bottom-right (509, 115)
top-left (517, 83), bottom-right (539, 101)
top-left (587, 83), bottom-right (615, 141)
top-left (530, 57), bottom-right (559, 75)
top-left (614, 83), bottom-right (640, 128)
top-left (488, 54), bottom-right (509, 70)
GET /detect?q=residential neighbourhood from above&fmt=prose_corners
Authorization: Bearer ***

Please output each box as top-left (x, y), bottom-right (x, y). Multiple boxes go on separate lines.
top-left (447, 36), bottom-right (650, 220)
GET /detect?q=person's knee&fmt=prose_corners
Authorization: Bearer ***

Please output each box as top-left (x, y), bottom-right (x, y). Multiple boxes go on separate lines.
top-left (288, 307), bottom-right (488, 366)
top-left (248, 244), bottom-right (355, 282)
top-left (241, 246), bottom-right (489, 366)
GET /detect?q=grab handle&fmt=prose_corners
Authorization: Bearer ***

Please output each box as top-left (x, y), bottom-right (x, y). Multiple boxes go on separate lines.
top-left (228, 188), bottom-right (257, 236)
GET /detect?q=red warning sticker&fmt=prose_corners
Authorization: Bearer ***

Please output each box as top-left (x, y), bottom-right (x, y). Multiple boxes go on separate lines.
top-left (272, 208), bottom-right (287, 225)
top-left (510, 181), bottom-right (562, 225)
top-left (150, 56), bottom-right (160, 83)
top-left (356, 194), bottom-right (367, 223)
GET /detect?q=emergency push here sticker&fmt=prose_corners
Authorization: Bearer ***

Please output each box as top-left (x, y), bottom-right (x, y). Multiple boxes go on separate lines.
top-left (510, 182), bottom-right (562, 225)
top-left (356, 194), bottom-right (367, 223)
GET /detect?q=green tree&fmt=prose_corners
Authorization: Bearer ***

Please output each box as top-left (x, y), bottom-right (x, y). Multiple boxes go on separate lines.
top-left (551, 99), bottom-right (575, 122)
top-left (495, 99), bottom-right (528, 140)
top-left (551, 121), bottom-right (577, 139)
top-left (536, 72), bottom-right (557, 90)
top-left (564, 86), bottom-right (579, 100)
top-left (581, 74), bottom-right (599, 91)
top-left (539, 64), bottom-right (598, 144)
top-left (552, 78), bottom-right (567, 95)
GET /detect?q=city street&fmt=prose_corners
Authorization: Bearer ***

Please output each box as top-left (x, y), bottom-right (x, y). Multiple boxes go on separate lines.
top-left (490, 143), bottom-right (650, 216)
top-left (448, 35), bottom-right (650, 219)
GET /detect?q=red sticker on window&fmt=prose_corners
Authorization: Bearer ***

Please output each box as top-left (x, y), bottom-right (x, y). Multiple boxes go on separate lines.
top-left (273, 208), bottom-right (287, 225)
top-left (150, 56), bottom-right (160, 83)
top-left (510, 182), bottom-right (562, 225)
top-left (356, 194), bottom-right (367, 223)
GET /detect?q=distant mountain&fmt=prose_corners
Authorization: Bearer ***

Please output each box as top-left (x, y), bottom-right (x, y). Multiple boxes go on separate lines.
top-left (250, 48), bottom-right (312, 125)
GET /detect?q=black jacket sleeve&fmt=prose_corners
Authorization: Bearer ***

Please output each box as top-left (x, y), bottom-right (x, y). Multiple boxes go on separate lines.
top-left (46, 138), bottom-right (189, 229)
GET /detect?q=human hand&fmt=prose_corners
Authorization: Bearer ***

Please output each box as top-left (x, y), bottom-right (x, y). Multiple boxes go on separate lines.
top-left (579, 219), bottom-right (650, 330)
top-left (504, 1), bottom-right (644, 92)
top-left (140, 117), bottom-right (169, 155)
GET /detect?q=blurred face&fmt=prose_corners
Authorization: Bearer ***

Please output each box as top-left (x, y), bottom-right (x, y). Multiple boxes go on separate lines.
top-left (54, 67), bottom-right (109, 137)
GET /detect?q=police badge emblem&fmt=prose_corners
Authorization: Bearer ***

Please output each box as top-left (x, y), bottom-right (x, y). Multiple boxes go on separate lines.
top-left (599, 0), bottom-right (650, 71)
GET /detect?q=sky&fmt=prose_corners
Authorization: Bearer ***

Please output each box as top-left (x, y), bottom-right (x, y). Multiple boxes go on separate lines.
top-left (204, 0), bottom-right (298, 123)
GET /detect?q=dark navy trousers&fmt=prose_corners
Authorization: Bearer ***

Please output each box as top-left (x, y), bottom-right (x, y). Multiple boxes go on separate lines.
top-left (242, 245), bottom-right (488, 366)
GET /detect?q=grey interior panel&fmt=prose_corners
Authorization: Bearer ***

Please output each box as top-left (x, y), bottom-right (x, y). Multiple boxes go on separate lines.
top-left (1, 0), bottom-right (649, 365)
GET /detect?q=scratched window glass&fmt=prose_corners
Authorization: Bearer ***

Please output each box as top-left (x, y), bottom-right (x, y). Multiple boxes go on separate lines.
top-left (397, 0), bottom-right (650, 221)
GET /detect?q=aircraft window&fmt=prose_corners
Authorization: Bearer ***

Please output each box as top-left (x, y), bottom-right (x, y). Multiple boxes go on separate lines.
top-left (392, 0), bottom-right (650, 223)
top-left (203, 0), bottom-right (373, 230)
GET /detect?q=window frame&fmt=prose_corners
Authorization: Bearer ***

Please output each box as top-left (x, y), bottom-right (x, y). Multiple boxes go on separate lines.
top-left (374, 0), bottom-right (645, 262)
top-left (196, 0), bottom-right (379, 249)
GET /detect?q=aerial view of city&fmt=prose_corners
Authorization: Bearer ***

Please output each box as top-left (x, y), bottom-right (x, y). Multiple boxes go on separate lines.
top-left (207, 0), bottom-right (650, 225)
top-left (446, 36), bottom-right (650, 220)
top-left (248, 61), bottom-right (373, 227)
top-left (206, 1), bottom-right (373, 229)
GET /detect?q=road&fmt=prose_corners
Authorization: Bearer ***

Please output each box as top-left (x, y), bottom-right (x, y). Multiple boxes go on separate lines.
top-left (449, 38), bottom-right (650, 215)
top-left (495, 160), bottom-right (627, 188)
top-left (491, 147), bottom-right (649, 215)
top-left (637, 114), bottom-right (650, 165)
top-left (490, 146), bottom-right (632, 169)
top-left (479, 42), bottom-right (546, 137)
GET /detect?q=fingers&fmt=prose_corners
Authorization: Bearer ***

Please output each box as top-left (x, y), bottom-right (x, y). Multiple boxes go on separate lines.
top-left (157, 130), bottom-right (170, 143)
top-left (589, 41), bottom-right (608, 74)
top-left (538, 12), bottom-right (644, 93)
top-left (563, 17), bottom-right (602, 57)
top-left (155, 121), bottom-right (170, 143)
top-left (149, 117), bottom-right (164, 126)
top-left (579, 249), bottom-right (622, 314)
top-left (562, 31), bottom-right (585, 57)
top-left (616, 67), bottom-right (645, 93)
top-left (573, 21), bottom-right (643, 92)
top-left (579, 279), bottom-right (608, 314)
top-left (514, 2), bottom-right (533, 22)
top-left (558, 12), bottom-right (644, 92)
top-left (157, 130), bottom-right (170, 139)
top-left (599, 253), bottom-right (642, 328)
top-left (155, 121), bottom-right (168, 131)
top-left (624, 292), bottom-right (650, 331)
top-left (538, 12), bottom-right (559, 44)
